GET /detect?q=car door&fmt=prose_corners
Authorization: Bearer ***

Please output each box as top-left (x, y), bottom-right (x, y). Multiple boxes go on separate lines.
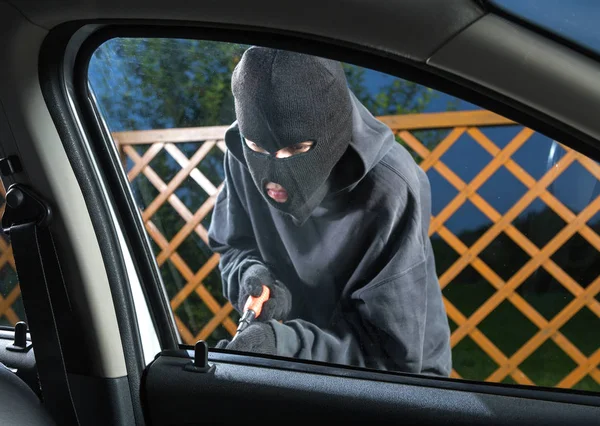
top-left (0, 0), bottom-right (599, 425)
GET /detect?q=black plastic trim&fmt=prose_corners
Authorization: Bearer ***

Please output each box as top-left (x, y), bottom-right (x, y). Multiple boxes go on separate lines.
top-left (0, 330), bottom-right (38, 397)
top-left (38, 23), bottom-right (147, 425)
top-left (62, 18), bottom-right (600, 410)
top-left (144, 354), bottom-right (600, 425)
top-left (69, 374), bottom-right (136, 426)
top-left (204, 350), bottom-right (600, 408)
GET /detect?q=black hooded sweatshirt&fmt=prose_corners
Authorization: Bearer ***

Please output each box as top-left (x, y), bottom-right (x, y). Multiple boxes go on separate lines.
top-left (208, 91), bottom-right (452, 377)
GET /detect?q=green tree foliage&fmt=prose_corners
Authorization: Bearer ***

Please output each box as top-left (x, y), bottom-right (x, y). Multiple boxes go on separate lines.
top-left (341, 63), bottom-right (434, 115)
top-left (90, 38), bottom-right (248, 130)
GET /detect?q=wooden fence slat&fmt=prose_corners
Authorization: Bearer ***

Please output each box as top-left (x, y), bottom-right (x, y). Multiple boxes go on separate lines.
top-left (125, 143), bottom-right (165, 181)
top-left (0, 292), bottom-right (20, 324)
top-left (450, 370), bottom-right (462, 379)
top-left (553, 334), bottom-right (600, 386)
top-left (429, 162), bottom-right (467, 198)
top-left (156, 186), bottom-right (222, 266)
top-left (170, 254), bottom-right (221, 311)
top-left (142, 141), bottom-right (216, 221)
top-left (145, 220), bottom-right (194, 277)
top-left (577, 155), bottom-right (600, 181)
top-left (124, 142), bottom-right (239, 338)
top-left (443, 286), bottom-right (534, 385)
top-left (196, 302), bottom-right (235, 341)
top-left (114, 126), bottom-right (229, 145)
top-left (418, 127), bottom-right (465, 171)
top-left (398, 131), bottom-right (431, 159)
top-left (0, 250), bottom-right (15, 273)
top-left (124, 147), bottom-right (166, 189)
top-left (164, 143), bottom-right (218, 196)
top-left (557, 347), bottom-right (600, 389)
top-left (174, 315), bottom-right (195, 344)
top-left (379, 110), bottom-right (515, 130)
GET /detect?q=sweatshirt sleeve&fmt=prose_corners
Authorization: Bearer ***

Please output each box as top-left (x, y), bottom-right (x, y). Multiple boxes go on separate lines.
top-left (207, 152), bottom-right (266, 312)
top-left (270, 167), bottom-right (451, 376)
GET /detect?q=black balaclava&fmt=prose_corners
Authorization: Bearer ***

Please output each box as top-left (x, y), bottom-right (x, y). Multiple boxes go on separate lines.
top-left (231, 47), bottom-right (353, 225)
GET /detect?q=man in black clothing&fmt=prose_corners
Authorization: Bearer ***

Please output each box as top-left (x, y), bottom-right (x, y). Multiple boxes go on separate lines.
top-left (208, 47), bottom-right (451, 376)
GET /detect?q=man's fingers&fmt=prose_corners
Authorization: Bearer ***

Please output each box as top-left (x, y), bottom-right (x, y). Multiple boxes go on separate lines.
top-left (270, 282), bottom-right (291, 317)
top-left (215, 339), bottom-right (230, 349)
top-left (259, 299), bottom-right (277, 320)
top-left (228, 325), bottom-right (265, 351)
top-left (269, 284), bottom-right (286, 301)
top-left (245, 277), bottom-right (265, 297)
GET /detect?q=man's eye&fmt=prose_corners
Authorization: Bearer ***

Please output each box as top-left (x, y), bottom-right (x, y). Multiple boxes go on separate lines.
top-left (247, 141), bottom-right (268, 153)
top-left (292, 143), bottom-right (312, 152)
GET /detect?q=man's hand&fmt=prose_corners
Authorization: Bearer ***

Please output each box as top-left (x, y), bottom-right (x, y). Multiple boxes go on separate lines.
top-left (239, 264), bottom-right (292, 321)
top-left (215, 322), bottom-right (276, 355)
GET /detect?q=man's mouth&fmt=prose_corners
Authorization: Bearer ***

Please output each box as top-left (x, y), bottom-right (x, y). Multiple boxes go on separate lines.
top-left (265, 182), bottom-right (288, 203)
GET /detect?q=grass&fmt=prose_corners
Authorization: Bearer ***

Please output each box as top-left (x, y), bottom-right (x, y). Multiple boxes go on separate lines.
top-left (446, 280), bottom-right (600, 392)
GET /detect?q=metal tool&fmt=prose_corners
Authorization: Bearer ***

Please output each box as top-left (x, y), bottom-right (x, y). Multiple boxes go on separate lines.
top-left (233, 284), bottom-right (270, 340)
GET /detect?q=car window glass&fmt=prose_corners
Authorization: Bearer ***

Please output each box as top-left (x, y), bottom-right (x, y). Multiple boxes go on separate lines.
top-left (490, 0), bottom-right (600, 54)
top-left (88, 38), bottom-right (600, 392)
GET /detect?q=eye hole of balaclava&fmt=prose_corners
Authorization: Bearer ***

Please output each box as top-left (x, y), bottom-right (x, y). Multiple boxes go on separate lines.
top-left (244, 138), bottom-right (315, 158)
top-left (232, 47), bottom-right (353, 225)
